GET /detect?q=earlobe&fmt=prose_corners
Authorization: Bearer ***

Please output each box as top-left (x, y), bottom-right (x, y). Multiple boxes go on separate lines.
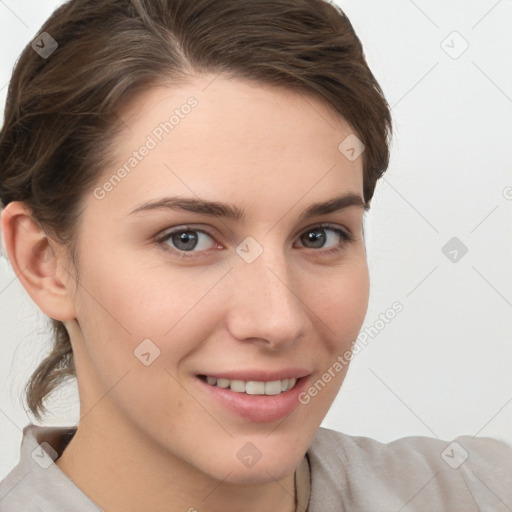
top-left (0, 201), bottom-right (77, 322)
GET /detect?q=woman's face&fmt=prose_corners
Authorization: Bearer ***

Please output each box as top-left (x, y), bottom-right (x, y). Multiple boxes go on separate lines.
top-left (62, 74), bottom-right (369, 483)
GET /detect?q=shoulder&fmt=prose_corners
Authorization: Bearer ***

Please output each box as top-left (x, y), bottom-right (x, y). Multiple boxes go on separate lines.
top-left (0, 424), bottom-right (101, 512)
top-left (306, 426), bottom-right (512, 511)
top-left (310, 426), bottom-right (512, 468)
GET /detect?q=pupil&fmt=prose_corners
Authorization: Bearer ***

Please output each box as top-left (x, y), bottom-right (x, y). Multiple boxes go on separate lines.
top-left (174, 231), bottom-right (197, 251)
top-left (305, 228), bottom-right (325, 248)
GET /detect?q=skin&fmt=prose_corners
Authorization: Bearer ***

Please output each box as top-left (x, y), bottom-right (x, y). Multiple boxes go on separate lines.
top-left (2, 74), bottom-right (370, 512)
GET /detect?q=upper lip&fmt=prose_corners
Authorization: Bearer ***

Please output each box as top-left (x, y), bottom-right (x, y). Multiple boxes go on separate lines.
top-left (197, 368), bottom-right (311, 382)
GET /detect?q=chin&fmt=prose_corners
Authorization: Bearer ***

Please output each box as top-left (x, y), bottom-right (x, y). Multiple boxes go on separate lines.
top-left (196, 438), bottom-right (306, 485)
top-left (216, 459), bottom-right (299, 486)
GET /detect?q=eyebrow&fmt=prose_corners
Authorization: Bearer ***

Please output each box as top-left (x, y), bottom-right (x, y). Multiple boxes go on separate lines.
top-left (128, 192), bottom-right (368, 221)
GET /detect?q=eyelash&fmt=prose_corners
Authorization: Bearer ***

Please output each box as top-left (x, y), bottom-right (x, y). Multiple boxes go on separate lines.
top-left (154, 223), bottom-right (356, 259)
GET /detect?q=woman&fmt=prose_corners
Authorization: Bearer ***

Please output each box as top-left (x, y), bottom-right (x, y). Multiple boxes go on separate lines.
top-left (0, 0), bottom-right (510, 510)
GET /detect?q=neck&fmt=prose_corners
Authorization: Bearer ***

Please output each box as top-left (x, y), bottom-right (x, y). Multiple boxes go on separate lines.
top-left (55, 401), bottom-right (297, 512)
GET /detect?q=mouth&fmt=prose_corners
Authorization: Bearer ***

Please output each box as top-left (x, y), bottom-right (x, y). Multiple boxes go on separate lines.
top-left (194, 371), bottom-right (311, 423)
top-left (197, 374), bottom-right (298, 395)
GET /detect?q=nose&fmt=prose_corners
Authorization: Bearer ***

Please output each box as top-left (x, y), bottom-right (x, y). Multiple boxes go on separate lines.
top-left (225, 241), bottom-right (309, 350)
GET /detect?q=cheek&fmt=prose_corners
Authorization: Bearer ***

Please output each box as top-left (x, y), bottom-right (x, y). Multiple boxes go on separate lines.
top-left (303, 258), bottom-right (369, 349)
top-left (71, 249), bottom-right (210, 428)
top-left (295, 261), bottom-right (369, 420)
top-left (73, 246), bottom-right (229, 369)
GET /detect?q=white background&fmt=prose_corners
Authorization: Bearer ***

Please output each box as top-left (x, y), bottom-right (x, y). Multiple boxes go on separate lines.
top-left (1, 0), bottom-right (511, 479)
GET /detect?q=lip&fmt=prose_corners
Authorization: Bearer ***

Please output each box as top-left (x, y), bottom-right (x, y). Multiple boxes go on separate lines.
top-left (194, 369), bottom-right (311, 423)
top-left (197, 368), bottom-right (311, 382)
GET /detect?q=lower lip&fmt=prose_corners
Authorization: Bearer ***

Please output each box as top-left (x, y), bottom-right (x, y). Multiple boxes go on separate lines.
top-left (195, 376), bottom-right (309, 423)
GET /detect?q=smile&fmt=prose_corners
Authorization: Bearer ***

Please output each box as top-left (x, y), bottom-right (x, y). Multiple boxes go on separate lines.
top-left (195, 369), bottom-right (311, 422)
top-left (199, 375), bottom-right (297, 395)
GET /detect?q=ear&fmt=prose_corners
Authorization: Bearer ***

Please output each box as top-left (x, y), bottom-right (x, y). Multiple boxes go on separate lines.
top-left (1, 201), bottom-right (77, 322)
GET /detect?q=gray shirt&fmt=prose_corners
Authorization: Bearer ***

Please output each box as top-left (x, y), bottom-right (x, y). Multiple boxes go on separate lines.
top-left (1, 423), bottom-right (511, 511)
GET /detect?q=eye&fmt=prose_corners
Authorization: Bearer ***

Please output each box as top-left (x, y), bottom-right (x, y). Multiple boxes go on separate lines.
top-left (295, 224), bottom-right (355, 253)
top-left (156, 226), bottom-right (218, 257)
top-left (155, 223), bottom-right (355, 259)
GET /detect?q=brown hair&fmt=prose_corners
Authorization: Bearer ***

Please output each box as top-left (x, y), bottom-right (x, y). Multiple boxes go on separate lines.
top-left (0, 0), bottom-right (392, 421)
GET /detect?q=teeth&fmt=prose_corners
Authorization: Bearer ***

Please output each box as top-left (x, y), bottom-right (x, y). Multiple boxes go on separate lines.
top-left (246, 381), bottom-right (265, 395)
top-left (265, 380), bottom-right (282, 395)
top-left (217, 378), bottom-right (230, 388)
top-left (203, 376), bottom-right (297, 395)
top-left (230, 380), bottom-right (246, 393)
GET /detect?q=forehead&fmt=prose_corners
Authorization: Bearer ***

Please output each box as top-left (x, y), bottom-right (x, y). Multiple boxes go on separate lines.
top-left (90, 74), bottom-right (364, 219)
